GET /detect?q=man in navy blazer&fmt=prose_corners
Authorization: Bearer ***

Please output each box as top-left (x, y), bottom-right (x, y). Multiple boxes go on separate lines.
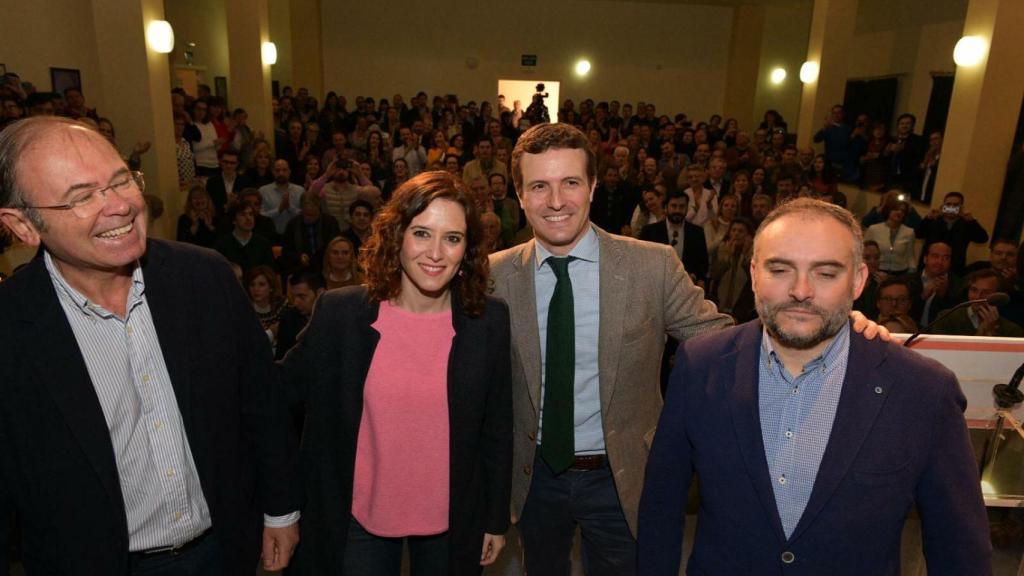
top-left (0, 117), bottom-right (301, 575)
top-left (638, 198), bottom-right (990, 575)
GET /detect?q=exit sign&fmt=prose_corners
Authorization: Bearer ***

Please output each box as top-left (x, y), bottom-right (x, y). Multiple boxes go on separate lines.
top-left (521, 54), bottom-right (538, 67)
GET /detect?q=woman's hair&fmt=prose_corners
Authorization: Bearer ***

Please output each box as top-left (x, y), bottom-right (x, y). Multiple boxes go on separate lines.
top-left (244, 265), bottom-right (281, 302)
top-left (360, 170), bottom-right (489, 316)
top-left (322, 235), bottom-right (356, 276)
top-left (183, 183), bottom-right (213, 215)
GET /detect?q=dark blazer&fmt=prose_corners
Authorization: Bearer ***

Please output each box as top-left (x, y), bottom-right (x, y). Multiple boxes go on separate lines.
top-left (281, 287), bottom-right (512, 574)
top-left (280, 214), bottom-right (342, 273)
top-left (637, 320), bottom-right (991, 575)
top-left (0, 240), bottom-right (300, 576)
top-left (639, 220), bottom-right (709, 282)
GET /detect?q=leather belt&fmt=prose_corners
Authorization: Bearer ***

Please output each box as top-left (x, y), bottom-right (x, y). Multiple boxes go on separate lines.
top-left (569, 454), bottom-right (607, 471)
top-left (129, 528), bottom-right (212, 559)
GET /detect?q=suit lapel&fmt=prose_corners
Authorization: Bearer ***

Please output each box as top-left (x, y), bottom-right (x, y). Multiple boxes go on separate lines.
top-left (18, 255), bottom-right (126, 517)
top-left (597, 230), bottom-right (628, 413)
top-left (141, 241), bottom-right (195, 433)
top-left (505, 242), bottom-right (543, 414)
top-left (727, 321), bottom-right (788, 544)
top-left (789, 333), bottom-right (890, 542)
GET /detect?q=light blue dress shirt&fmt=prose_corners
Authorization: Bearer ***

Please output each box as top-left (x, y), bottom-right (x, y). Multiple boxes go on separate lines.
top-left (534, 225), bottom-right (605, 455)
top-left (759, 322), bottom-right (851, 538)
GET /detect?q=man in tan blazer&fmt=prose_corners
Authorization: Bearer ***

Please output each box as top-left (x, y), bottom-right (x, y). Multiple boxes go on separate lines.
top-left (489, 123), bottom-right (733, 575)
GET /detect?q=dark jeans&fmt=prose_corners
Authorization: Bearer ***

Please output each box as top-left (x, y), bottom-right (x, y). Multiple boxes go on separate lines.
top-left (519, 453), bottom-right (637, 576)
top-left (130, 532), bottom-right (223, 576)
top-left (343, 516), bottom-right (450, 576)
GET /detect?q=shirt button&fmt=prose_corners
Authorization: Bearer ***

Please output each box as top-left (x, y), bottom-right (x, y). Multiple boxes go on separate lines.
top-left (781, 551), bottom-right (795, 563)
top-left (173, 511), bottom-right (182, 521)
top-left (785, 430), bottom-right (793, 439)
top-left (792, 387), bottom-right (799, 395)
top-left (874, 386), bottom-right (884, 394)
top-left (126, 326), bottom-right (134, 335)
top-left (154, 421), bottom-right (164, 430)
top-left (142, 374), bottom-right (151, 383)
top-left (166, 468), bottom-right (175, 477)
top-left (778, 476), bottom-right (787, 485)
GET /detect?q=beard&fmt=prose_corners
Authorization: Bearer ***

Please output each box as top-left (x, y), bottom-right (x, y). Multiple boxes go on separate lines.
top-left (756, 297), bottom-right (850, 350)
top-left (667, 212), bottom-right (686, 224)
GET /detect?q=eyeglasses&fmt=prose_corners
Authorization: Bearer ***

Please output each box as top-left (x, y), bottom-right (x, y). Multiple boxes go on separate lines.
top-left (22, 171), bottom-right (145, 219)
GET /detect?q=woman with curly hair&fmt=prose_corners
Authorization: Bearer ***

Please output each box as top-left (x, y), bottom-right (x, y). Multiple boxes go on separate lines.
top-left (282, 170), bottom-right (512, 575)
top-left (175, 183), bottom-right (217, 247)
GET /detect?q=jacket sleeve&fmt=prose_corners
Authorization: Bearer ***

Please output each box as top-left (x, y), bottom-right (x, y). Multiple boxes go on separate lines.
top-left (481, 301), bottom-right (513, 534)
top-left (638, 341), bottom-right (695, 575)
top-left (915, 374), bottom-right (992, 575)
top-left (661, 244), bottom-right (734, 342)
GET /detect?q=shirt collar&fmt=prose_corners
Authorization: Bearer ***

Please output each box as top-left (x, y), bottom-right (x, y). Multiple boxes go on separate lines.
top-left (44, 250), bottom-right (145, 319)
top-left (534, 224), bottom-right (600, 269)
top-left (761, 320), bottom-right (851, 376)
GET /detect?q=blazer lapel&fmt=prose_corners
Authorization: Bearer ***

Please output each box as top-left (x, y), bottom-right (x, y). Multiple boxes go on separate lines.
top-left (140, 241), bottom-right (195, 433)
top-left (18, 256), bottom-right (125, 517)
top-left (789, 332), bottom-right (891, 542)
top-left (597, 230), bottom-right (629, 413)
top-left (504, 242), bottom-right (543, 414)
top-left (727, 321), bottom-right (788, 544)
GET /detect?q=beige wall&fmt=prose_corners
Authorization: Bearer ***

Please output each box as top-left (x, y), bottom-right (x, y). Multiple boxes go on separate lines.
top-left (319, 0), bottom-right (733, 121)
top-left (267, 0), bottom-right (294, 89)
top-left (752, 1), bottom-right (813, 133)
top-left (0, 0), bottom-right (103, 109)
top-left (164, 0), bottom-right (230, 95)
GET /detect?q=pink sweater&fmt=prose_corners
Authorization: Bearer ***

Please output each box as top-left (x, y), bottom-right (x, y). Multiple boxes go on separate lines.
top-left (351, 301), bottom-right (454, 536)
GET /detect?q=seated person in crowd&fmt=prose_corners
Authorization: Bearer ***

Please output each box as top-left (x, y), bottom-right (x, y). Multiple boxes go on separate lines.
top-left (591, 164), bottom-right (636, 235)
top-left (915, 191), bottom-right (989, 274)
top-left (232, 187), bottom-right (281, 242)
top-left (929, 269), bottom-right (1024, 337)
top-left (681, 163), bottom-right (717, 227)
top-left (639, 189), bottom-right (708, 284)
top-left (215, 202), bottom-right (276, 274)
top-left (709, 217), bottom-right (754, 315)
top-left (281, 190), bottom-right (341, 273)
top-left (176, 183), bottom-right (218, 248)
top-left (205, 148), bottom-right (243, 215)
top-left (342, 199), bottom-right (375, 254)
top-left (260, 159), bottom-right (304, 235)
top-left (908, 241), bottom-right (962, 329)
top-left (461, 136), bottom-right (508, 186)
top-left (875, 276), bottom-right (918, 334)
top-left (749, 192), bottom-right (773, 229)
top-left (963, 238), bottom-right (1019, 286)
top-left (853, 240), bottom-right (883, 319)
top-left (321, 236), bottom-right (362, 290)
top-left (489, 172), bottom-right (520, 247)
top-left (275, 270), bottom-right (326, 360)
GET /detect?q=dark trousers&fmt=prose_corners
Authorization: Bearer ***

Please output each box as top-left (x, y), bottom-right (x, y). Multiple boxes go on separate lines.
top-left (518, 453), bottom-right (637, 576)
top-left (342, 516), bottom-right (450, 576)
top-left (130, 532), bottom-right (223, 576)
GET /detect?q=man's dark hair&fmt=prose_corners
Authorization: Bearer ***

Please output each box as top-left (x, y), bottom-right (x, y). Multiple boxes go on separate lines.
top-left (488, 172), bottom-right (506, 186)
top-left (897, 113), bottom-right (916, 126)
top-left (944, 191), bottom-right (965, 203)
top-left (349, 198), bottom-right (373, 217)
top-left (666, 189), bottom-right (689, 204)
top-left (775, 173), bottom-right (796, 185)
top-left (878, 275), bottom-right (912, 295)
top-left (63, 86), bottom-right (83, 97)
top-left (288, 268), bottom-right (324, 291)
top-left (965, 267), bottom-right (1000, 288)
top-left (731, 217), bottom-right (754, 236)
top-left (228, 201), bottom-right (254, 220)
top-left (25, 92), bottom-right (54, 109)
top-left (511, 123), bottom-right (596, 193)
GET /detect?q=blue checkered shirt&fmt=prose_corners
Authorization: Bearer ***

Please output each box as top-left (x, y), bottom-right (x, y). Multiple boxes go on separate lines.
top-left (759, 322), bottom-right (850, 538)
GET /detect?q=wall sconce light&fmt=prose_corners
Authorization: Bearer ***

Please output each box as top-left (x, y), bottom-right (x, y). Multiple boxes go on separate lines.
top-left (770, 67), bottom-right (787, 85)
top-left (262, 41), bottom-right (278, 66)
top-left (146, 20), bottom-right (175, 54)
top-left (575, 59), bottom-right (592, 77)
top-left (799, 61), bottom-right (819, 84)
top-left (953, 35), bottom-right (986, 67)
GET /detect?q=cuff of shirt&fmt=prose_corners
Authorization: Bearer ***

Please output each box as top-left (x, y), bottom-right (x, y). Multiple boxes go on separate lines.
top-left (264, 511), bottom-right (301, 527)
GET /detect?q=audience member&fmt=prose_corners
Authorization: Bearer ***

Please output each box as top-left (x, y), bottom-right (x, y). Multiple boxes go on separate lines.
top-left (909, 241), bottom-right (962, 329)
top-left (176, 183), bottom-right (218, 248)
top-left (260, 159), bottom-right (304, 234)
top-left (875, 276), bottom-right (918, 333)
top-left (681, 164), bottom-right (716, 227)
top-left (863, 199), bottom-right (916, 275)
top-left (281, 190), bottom-right (341, 273)
top-left (930, 269), bottom-right (1024, 337)
top-left (274, 270), bottom-right (325, 360)
top-left (215, 202), bottom-right (276, 273)
top-left (916, 191), bottom-right (990, 274)
top-left (341, 199), bottom-right (374, 254)
top-left (205, 148), bottom-right (242, 214)
top-left (885, 113), bottom-right (926, 192)
top-left (321, 236), bottom-right (362, 289)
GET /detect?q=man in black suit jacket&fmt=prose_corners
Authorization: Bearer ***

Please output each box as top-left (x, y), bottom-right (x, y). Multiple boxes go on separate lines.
top-left (639, 189), bottom-right (709, 283)
top-left (205, 148), bottom-right (243, 215)
top-left (0, 117), bottom-right (300, 575)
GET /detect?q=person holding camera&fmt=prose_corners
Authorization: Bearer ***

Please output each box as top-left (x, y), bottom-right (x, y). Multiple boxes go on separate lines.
top-left (915, 191), bottom-right (989, 274)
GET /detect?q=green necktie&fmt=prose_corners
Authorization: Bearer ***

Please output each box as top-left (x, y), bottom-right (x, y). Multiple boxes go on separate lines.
top-left (542, 256), bottom-right (575, 474)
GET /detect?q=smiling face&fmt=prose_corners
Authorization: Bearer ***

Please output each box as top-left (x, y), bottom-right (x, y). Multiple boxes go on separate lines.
top-left (517, 147), bottom-right (595, 256)
top-left (399, 198), bottom-right (467, 307)
top-left (0, 123), bottom-right (147, 282)
top-left (752, 213), bottom-right (866, 351)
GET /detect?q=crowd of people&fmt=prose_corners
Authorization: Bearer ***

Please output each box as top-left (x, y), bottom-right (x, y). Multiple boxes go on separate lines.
top-left (0, 65), bottom-right (1019, 576)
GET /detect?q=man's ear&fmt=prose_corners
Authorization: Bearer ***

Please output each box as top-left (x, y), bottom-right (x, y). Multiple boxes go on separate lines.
top-left (0, 209), bottom-right (41, 247)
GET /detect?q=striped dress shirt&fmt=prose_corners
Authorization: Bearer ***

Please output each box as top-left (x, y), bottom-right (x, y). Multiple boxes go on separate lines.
top-left (45, 252), bottom-right (211, 551)
top-left (759, 322), bottom-right (850, 538)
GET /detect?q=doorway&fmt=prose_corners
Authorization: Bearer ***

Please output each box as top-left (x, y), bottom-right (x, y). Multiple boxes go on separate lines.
top-left (497, 79), bottom-right (560, 123)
